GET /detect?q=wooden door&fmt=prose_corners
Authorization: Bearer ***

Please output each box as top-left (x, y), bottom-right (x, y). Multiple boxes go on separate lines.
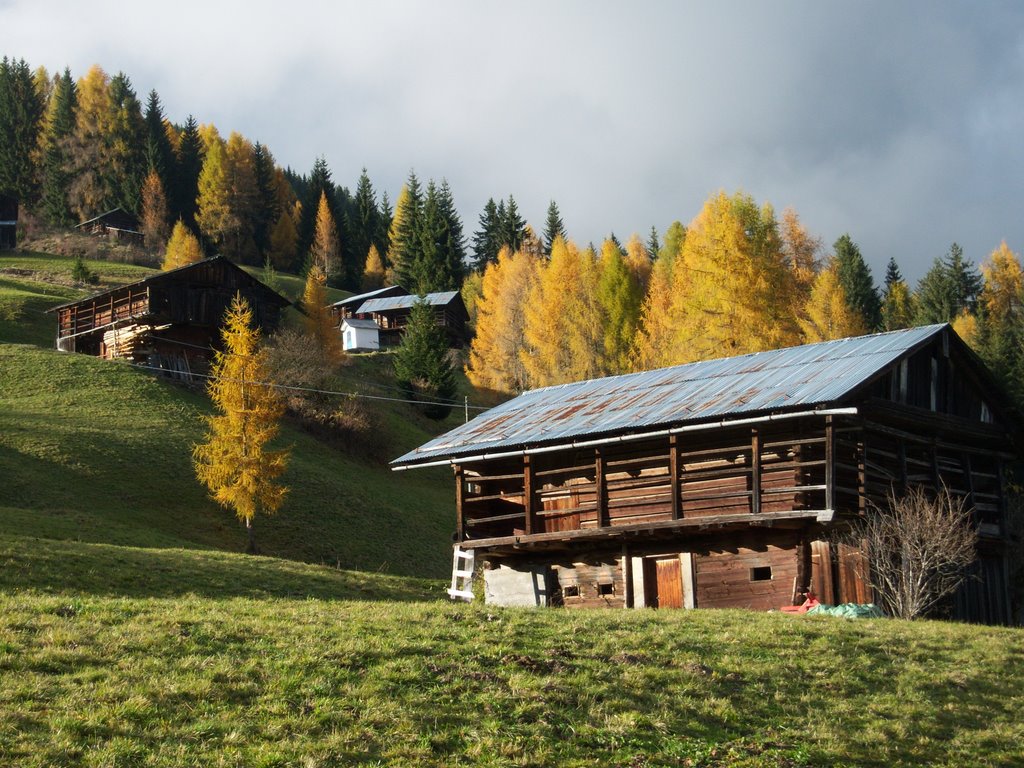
top-left (652, 557), bottom-right (683, 609)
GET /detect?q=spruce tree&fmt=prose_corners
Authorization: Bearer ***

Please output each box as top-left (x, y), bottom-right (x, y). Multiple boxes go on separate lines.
top-left (106, 73), bottom-right (147, 214)
top-left (884, 257), bottom-right (903, 292)
top-left (350, 168), bottom-right (381, 288)
top-left (391, 170), bottom-right (424, 289)
top-left (500, 194), bottom-right (527, 253)
top-left (394, 299), bottom-right (457, 420)
top-left (39, 68), bottom-right (77, 226)
top-left (174, 115), bottom-right (204, 230)
top-left (143, 90), bottom-right (176, 202)
top-left (472, 197), bottom-right (501, 270)
top-left (251, 142), bottom-right (279, 258)
top-left (646, 226), bottom-right (660, 263)
top-left (378, 190), bottom-right (393, 264)
top-left (833, 234), bottom-right (881, 331)
top-left (0, 57), bottom-right (45, 205)
top-left (542, 200), bottom-right (566, 257)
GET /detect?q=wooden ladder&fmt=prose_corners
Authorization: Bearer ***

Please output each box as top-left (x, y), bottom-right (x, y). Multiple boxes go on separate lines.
top-left (447, 546), bottom-right (475, 601)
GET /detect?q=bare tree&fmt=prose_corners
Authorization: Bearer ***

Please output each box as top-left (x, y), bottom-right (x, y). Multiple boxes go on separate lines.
top-left (848, 486), bottom-right (977, 620)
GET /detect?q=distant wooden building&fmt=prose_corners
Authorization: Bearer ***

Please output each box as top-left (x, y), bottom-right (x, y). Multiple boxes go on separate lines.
top-left (394, 325), bottom-right (1018, 624)
top-left (74, 207), bottom-right (144, 246)
top-left (50, 256), bottom-right (289, 377)
top-left (330, 285), bottom-right (409, 324)
top-left (0, 194), bottom-right (17, 250)
top-left (354, 290), bottom-right (469, 348)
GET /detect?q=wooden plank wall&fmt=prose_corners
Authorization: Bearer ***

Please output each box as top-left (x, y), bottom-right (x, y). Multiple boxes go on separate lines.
top-left (458, 424), bottom-right (830, 542)
top-left (691, 530), bottom-right (801, 610)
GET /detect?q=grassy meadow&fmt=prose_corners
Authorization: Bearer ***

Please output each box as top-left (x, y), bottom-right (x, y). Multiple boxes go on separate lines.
top-left (2, 248), bottom-right (1023, 766)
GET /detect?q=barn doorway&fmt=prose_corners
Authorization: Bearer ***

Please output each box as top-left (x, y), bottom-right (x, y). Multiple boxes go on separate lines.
top-left (646, 557), bottom-right (683, 609)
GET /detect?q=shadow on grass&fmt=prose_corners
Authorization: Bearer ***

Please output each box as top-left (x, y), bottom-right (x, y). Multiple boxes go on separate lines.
top-left (0, 534), bottom-right (442, 603)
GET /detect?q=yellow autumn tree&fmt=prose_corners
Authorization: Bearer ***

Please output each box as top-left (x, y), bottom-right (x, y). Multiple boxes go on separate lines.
top-left (162, 220), bottom-right (204, 270)
top-left (67, 65), bottom-right (112, 220)
top-left (140, 169), bottom-right (170, 253)
top-left (980, 241), bottom-right (1023, 325)
top-left (664, 191), bottom-right (801, 364)
top-left (193, 294), bottom-right (289, 554)
top-left (301, 264), bottom-right (344, 365)
top-left (624, 233), bottom-right (652, 296)
top-left (781, 206), bottom-right (821, 303)
top-left (309, 191), bottom-right (341, 281)
top-left (521, 237), bottom-right (602, 387)
top-left (361, 244), bottom-right (386, 291)
top-left (799, 259), bottom-right (867, 342)
top-left (385, 184), bottom-right (410, 285)
top-left (633, 224), bottom-right (686, 370)
top-left (466, 246), bottom-right (539, 392)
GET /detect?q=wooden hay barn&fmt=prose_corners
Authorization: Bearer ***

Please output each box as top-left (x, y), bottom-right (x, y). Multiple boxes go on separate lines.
top-left (353, 290), bottom-right (469, 348)
top-left (393, 325), bottom-right (1018, 624)
top-left (329, 285), bottom-right (409, 324)
top-left (74, 207), bottom-right (144, 246)
top-left (50, 256), bottom-right (289, 377)
top-left (0, 194), bottom-right (17, 249)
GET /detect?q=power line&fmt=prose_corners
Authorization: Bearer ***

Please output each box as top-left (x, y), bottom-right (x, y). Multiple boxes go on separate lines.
top-left (123, 361), bottom-right (491, 412)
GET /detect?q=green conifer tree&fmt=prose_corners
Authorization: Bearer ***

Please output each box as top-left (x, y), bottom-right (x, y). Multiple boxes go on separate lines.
top-left (833, 234), bottom-right (881, 331)
top-left (542, 200), bottom-right (567, 257)
top-left (0, 57), bottom-right (45, 205)
top-left (39, 68), bottom-right (77, 226)
top-left (394, 299), bottom-right (457, 420)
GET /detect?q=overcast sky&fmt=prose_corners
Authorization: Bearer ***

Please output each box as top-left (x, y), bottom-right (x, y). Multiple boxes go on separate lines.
top-left (4, 1), bottom-right (1023, 282)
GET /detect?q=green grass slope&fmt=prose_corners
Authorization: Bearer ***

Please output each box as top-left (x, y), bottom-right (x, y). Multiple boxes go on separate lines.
top-left (0, 593), bottom-right (1021, 767)
top-left (0, 344), bottom-right (456, 578)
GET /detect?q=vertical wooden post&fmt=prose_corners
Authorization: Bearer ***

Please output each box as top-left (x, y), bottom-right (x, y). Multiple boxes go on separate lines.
top-left (751, 427), bottom-right (762, 515)
top-left (523, 454), bottom-right (535, 535)
top-left (824, 415), bottom-right (835, 513)
top-left (898, 439), bottom-right (908, 492)
top-left (454, 464), bottom-right (464, 542)
top-left (669, 434), bottom-right (681, 520)
top-left (595, 447), bottom-right (608, 528)
top-left (622, 543), bottom-right (632, 609)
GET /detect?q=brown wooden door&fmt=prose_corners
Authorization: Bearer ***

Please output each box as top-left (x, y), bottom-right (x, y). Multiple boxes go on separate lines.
top-left (652, 557), bottom-right (683, 609)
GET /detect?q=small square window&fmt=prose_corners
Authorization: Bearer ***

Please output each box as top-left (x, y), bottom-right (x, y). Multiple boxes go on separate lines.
top-left (563, 585), bottom-right (580, 598)
top-left (598, 583), bottom-right (614, 596)
top-left (750, 566), bottom-right (772, 582)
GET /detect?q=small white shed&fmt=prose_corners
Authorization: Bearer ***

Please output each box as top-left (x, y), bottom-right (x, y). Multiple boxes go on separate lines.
top-left (341, 318), bottom-right (381, 352)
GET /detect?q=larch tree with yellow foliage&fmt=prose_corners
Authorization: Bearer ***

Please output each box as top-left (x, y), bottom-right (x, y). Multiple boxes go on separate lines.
top-left (162, 220), bottom-right (204, 271)
top-left (977, 241), bottom-right (1024, 400)
top-left (799, 259), bottom-right (867, 342)
top-left (521, 237), bottom-right (602, 387)
top-left (309, 191), bottom-right (341, 282)
top-left (663, 192), bottom-right (801, 365)
top-left (361, 244), bottom-right (386, 291)
top-left (633, 223), bottom-right (685, 371)
top-left (301, 264), bottom-right (344, 366)
top-left (466, 246), bottom-right (539, 393)
top-left (193, 294), bottom-right (289, 554)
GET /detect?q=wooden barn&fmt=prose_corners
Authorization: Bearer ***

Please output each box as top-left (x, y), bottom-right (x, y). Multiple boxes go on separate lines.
top-left (74, 207), bottom-right (144, 245)
top-left (353, 290), bottom-right (469, 348)
top-left (50, 256), bottom-right (289, 377)
top-left (330, 285), bottom-right (409, 324)
top-left (393, 324), bottom-right (1018, 623)
top-left (0, 193), bottom-right (17, 249)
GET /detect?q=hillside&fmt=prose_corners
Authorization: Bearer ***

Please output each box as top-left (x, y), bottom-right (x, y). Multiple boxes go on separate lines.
top-left (0, 250), bottom-right (466, 580)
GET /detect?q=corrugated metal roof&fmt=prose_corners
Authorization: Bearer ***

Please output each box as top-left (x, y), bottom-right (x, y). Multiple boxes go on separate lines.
top-left (393, 324), bottom-right (948, 466)
top-left (331, 285), bottom-right (408, 308)
top-left (357, 291), bottom-right (459, 314)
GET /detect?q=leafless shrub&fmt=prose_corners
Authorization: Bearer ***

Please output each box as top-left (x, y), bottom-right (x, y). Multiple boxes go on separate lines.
top-left (849, 485), bottom-right (977, 620)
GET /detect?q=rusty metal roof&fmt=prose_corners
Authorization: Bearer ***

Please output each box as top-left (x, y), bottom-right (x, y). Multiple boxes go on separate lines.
top-left (357, 291), bottom-right (460, 314)
top-left (393, 324), bottom-right (949, 467)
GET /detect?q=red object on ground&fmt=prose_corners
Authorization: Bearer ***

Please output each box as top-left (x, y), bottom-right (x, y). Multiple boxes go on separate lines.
top-left (780, 593), bottom-right (820, 613)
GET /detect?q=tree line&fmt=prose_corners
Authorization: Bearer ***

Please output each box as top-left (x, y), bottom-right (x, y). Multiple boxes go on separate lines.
top-left (3, 56), bottom-right (1022, 411)
top-left (465, 190), bottom-right (1024, 414)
